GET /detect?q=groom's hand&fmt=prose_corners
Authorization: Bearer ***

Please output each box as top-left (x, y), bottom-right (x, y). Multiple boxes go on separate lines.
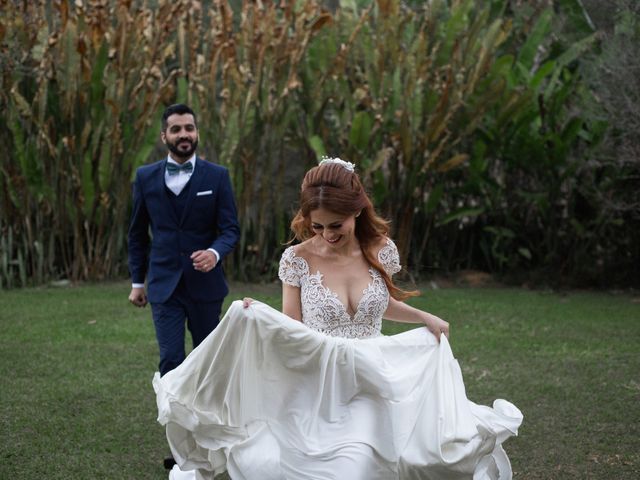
top-left (129, 287), bottom-right (148, 307)
top-left (191, 250), bottom-right (217, 273)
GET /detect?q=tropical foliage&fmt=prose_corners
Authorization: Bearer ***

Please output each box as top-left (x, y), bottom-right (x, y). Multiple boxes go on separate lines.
top-left (0, 0), bottom-right (178, 286)
top-left (0, 0), bottom-right (637, 288)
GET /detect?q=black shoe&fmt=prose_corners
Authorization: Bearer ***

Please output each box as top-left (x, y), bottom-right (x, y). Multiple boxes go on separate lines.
top-left (164, 456), bottom-right (177, 470)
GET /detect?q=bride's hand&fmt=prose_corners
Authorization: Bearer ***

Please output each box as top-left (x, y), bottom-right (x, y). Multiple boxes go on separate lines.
top-left (422, 312), bottom-right (449, 341)
top-left (242, 297), bottom-right (254, 308)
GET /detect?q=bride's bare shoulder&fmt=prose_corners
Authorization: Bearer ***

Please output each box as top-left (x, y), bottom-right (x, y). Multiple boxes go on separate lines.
top-left (373, 235), bottom-right (394, 253)
top-left (290, 239), bottom-right (315, 259)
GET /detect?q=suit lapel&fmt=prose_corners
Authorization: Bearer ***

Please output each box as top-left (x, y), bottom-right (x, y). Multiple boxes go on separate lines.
top-left (179, 157), bottom-right (206, 226)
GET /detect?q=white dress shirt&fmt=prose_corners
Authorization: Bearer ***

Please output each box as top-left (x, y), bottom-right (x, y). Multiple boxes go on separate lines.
top-left (166, 155), bottom-right (196, 196)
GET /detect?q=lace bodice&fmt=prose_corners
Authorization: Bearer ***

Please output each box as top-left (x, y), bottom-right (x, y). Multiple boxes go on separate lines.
top-left (278, 239), bottom-right (401, 339)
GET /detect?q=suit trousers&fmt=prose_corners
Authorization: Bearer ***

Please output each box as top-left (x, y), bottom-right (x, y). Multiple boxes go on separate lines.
top-left (151, 276), bottom-right (223, 376)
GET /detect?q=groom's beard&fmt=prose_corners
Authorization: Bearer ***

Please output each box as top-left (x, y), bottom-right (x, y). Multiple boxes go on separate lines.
top-left (167, 138), bottom-right (198, 160)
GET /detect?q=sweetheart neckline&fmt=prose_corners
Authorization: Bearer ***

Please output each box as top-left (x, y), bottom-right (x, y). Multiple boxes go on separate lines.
top-left (308, 267), bottom-right (379, 319)
top-left (296, 246), bottom-right (381, 321)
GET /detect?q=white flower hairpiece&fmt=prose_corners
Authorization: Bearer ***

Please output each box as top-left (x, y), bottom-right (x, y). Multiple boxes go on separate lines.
top-left (318, 156), bottom-right (355, 172)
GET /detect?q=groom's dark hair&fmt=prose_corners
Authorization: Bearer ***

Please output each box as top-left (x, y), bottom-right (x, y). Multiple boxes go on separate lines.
top-left (161, 104), bottom-right (197, 131)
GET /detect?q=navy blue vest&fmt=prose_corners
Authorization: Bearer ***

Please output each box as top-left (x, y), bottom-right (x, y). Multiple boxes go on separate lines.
top-left (166, 178), bottom-right (192, 220)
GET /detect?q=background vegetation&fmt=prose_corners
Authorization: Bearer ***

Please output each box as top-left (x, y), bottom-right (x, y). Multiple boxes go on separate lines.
top-left (1, 282), bottom-right (638, 478)
top-left (0, 0), bottom-right (638, 288)
top-left (2, 3), bottom-right (637, 478)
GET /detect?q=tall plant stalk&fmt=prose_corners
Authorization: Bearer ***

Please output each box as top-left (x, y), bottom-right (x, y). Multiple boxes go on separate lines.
top-left (0, 0), bottom-right (179, 284)
top-left (176, 0), bottom-right (332, 280)
top-left (299, 0), bottom-right (516, 271)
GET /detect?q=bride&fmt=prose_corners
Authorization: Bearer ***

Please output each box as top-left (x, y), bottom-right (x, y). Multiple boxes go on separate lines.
top-left (154, 158), bottom-right (523, 480)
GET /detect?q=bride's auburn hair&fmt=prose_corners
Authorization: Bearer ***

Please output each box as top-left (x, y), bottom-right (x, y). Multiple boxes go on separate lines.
top-left (290, 162), bottom-right (418, 301)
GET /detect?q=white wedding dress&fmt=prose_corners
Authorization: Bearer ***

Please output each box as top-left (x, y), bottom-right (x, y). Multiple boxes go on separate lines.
top-left (154, 241), bottom-right (523, 480)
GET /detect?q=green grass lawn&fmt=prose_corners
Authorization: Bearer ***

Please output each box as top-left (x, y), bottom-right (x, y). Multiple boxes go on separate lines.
top-left (1, 281), bottom-right (638, 479)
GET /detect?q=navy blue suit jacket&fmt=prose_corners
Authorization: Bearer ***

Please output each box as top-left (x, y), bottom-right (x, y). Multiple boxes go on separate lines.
top-left (128, 157), bottom-right (240, 304)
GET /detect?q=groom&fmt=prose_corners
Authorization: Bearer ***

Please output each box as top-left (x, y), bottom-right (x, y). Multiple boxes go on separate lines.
top-left (128, 103), bottom-right (240, 377)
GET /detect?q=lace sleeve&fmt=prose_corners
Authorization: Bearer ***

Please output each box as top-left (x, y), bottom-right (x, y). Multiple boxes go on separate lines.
top-left (278, 246), bottom-right (304, 287)
top-left (378, 238), bottom-right (401, 276)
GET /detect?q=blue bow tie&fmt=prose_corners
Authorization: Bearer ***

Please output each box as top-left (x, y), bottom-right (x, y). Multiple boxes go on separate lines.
top-left (166, 162), bottom-right (193, 176)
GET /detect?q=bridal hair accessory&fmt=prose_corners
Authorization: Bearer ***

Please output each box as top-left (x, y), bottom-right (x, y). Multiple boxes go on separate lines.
top-left (319, 156), bottom-right (355, 173)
